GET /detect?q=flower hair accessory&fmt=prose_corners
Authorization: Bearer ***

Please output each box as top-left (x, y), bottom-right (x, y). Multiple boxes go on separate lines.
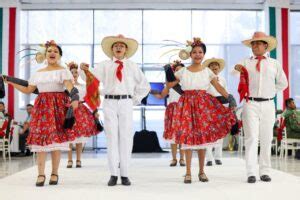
top-left (159, 37), bottom-right (204, 61)
top-left (67, 61), bottom-right (78, 71)
top-left (179, 37), bottom-right (203, 60)
top-left (44, 40), bottom-right (58, 48)
top-left (17, 40), bottom-right (58, 64)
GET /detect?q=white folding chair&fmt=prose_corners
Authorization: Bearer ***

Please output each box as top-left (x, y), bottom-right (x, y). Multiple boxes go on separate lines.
top-left (0, 119), bottom-right (12, 161)
top-left (279, 116), bottom-right (300, 159)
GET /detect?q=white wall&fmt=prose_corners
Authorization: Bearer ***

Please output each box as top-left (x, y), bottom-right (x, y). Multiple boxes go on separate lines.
top-left (0, 0), bottom-right (19, 7)
top-left (20, 0), bottom-right (264, 10)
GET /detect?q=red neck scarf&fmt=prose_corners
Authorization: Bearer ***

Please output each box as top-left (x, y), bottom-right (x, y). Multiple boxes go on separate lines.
top-left (255, 55), bottom-right (266, 72)
top-left (115, 60), bottom-right (124, 82)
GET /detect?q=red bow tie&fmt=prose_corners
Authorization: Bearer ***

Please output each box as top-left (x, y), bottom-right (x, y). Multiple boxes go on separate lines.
top-left (115, 60), bottom-right (124, 82)
top-left (255, 56), bottom-right (266, 72)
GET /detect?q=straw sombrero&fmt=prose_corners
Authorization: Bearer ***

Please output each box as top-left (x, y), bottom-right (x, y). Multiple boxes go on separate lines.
top-left (101, 34), bottom-right (138, 59)
top-left (242, 31), bottom-right (277, 52)
top-left (202, 58), bottom-right (225, 71)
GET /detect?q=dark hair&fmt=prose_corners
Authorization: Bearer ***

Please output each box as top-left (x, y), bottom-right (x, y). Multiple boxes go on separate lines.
top-left (26, 104), bottom-right (33, 107)
top-left (285, 98), bottom-right (294, 107)
top-left (111, 42), bottom-right (128, 48)
top-left (191, 43), bottom-right (207, 54)
top-left (0, 101), bottom-right (4, 106)
top-left (46, 45), bottom-right (63, 56)
top-left (208, 62), bottom-right (220, 68)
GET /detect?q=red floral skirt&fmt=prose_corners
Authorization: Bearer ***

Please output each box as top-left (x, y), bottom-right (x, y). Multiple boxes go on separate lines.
top-left (72, 103), bottom-right (99, 138)
top-left (172, 90), bottom-right (236, 146)
top-left (27, 92), bottom-right (76, 146)
top-left (163, 102), bottom-right (177, 141)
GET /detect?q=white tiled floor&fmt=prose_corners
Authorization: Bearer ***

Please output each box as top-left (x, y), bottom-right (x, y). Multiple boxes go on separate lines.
top-left (1, 150), bottom-right (300, 179)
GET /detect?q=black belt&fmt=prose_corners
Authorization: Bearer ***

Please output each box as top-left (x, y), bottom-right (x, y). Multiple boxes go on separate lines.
top-left (104, 95), bottom-right (132, 100)
top-left (249, 97), bottom-right (274, 102)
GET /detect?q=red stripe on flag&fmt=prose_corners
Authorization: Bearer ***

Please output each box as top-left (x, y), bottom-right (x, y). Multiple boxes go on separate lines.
top-left (281, 8), bottom-right (289, 108)
top-left (8, 8), bottom-right (16, 118)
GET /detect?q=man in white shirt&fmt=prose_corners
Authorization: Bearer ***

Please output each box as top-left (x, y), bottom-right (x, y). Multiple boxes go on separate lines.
top-left (80, 34), bottom-right (150, 186)
top-left (235, 32), bottom-right (288, 183)
top-left (204, 58), bottom-right (227, 166)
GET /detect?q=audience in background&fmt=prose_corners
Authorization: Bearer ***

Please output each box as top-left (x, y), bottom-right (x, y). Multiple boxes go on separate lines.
top-left (283, 98), bottom-right (300, 139)
top-left (0, 101), bottom-right (11, 120)
top-left (18, 104), bottom-right (34, 156)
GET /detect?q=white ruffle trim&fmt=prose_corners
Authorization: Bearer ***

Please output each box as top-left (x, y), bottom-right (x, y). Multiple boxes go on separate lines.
top-left (164, 138), bottom-right (176, 144)
top-left (30, 142), bottom-right (70, 152)
top-left (29, 68), bottom-right (74, 85)
top-left (181, 141), bottom-right (218, 150)
top-left (70, 137), bottom-right (88, 145)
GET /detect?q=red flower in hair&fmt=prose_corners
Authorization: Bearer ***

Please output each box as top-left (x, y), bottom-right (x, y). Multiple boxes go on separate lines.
top-left (191, 37), bottom-right (203, 47)
top-left (67, 61), bottom-right (78, 71)
top-left (45, 40), bottom-right (57, 48)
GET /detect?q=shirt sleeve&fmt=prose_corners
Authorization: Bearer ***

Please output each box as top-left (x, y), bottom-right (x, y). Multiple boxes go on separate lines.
top-left (275, 60), bottom-right (288, 93)
top-left (132, 63), bottom-right (151, 106)
top-left (207, 68), bottom-right (217, 81)
top-left (61, 69), bottom-right (74, 83)
top-left (28, 73), bottom-right (36, 86)
top-left (175, 68), bottom-right (185, 80)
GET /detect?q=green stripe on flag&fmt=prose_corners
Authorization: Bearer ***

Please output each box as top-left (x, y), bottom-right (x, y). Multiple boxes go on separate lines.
top-left (269, 7), bottom-right (278, 109)
top-left (0, 8), bottom-right (3, 73)
top-left (269, 7), bottom-right (277, 59)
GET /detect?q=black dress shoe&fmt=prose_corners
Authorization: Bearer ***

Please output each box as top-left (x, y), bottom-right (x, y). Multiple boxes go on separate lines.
top-left (206, 161), bottom-right (213, 166)
top-left (215, 160), bottom-right (222, 165)
top-left (247, 176), bottom-right (256, 183)
top-left (260, 175), bottom-right (271, 182)
top-left (108, 176), bottom-right (118, 186)
top-left (121, 177), bottom-right (131, 186)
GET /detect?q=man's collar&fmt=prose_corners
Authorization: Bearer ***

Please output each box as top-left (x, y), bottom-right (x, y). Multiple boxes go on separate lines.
top-left (113, 57), bottom-right (127, 62)
top-left (251, 53), bottom-right (269, 60)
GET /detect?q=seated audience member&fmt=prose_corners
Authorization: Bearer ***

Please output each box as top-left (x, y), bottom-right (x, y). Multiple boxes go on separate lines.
top-left (0, 101), bottom-right (11, 120)
top-left (283, 98), bottom-right (300, 139)
top-left (19, 104), bottom-right (33, 156)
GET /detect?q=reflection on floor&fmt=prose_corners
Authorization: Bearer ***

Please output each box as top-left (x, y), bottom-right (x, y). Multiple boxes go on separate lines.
top-left (1, 150), bottom-right (300, 179)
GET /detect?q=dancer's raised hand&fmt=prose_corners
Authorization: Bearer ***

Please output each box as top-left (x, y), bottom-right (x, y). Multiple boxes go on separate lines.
top-left (80, 63), bottom-right (89, 71)
top-left (234, 64), bottom-right (244, 72)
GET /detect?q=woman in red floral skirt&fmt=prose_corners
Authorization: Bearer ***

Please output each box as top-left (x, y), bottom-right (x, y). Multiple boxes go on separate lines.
top-left (4, 41), bottom-right (79, 187)
top-left (154, 60), bottom-right (185, 167)
top-left (66, 62), bottom-right (99, 168)
top-left (167, 38), bottom-right (236, 184)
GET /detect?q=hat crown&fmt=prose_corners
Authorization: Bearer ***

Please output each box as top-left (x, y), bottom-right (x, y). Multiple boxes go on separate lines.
top-left (116, 34), bottom-right (125, 39)
top-left (252, 31), bottom-right (268, 39)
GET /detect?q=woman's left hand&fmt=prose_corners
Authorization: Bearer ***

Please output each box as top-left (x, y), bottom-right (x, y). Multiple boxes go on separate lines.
top-left (94, 112), bottom-right (99, 118)
top-left (71, 100), bottom-right (79, 110)
top-left (1, 75), bottom-right (9, 84)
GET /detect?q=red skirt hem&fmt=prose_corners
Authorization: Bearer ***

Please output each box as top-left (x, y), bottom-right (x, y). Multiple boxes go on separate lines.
top-left (172, 90), bottom-right (236, 146)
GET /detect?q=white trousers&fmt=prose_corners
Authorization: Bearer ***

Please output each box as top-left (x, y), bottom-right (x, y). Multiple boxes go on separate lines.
top-left (206, 139), bottom-right (223, 162)
top-left (242, 100), bottom-right (275, 177)
top-left (103, 99), bottom-right (133, 177)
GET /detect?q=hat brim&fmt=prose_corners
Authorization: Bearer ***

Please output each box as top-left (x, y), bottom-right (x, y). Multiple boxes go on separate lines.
top-left (202, 58), bottom-right (225, 71)
top-left (242, 36), bottom-right (277, 52)
top-left (101, 36), bottom-right (138, 59)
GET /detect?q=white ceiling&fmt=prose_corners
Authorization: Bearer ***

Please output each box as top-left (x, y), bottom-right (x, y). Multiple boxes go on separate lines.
top-left (2, 0), bottom-right (297, 9)
top-left (16, 0), bottom-right (300, 4)
top-left (18, 0), bottom-right (265, 3)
